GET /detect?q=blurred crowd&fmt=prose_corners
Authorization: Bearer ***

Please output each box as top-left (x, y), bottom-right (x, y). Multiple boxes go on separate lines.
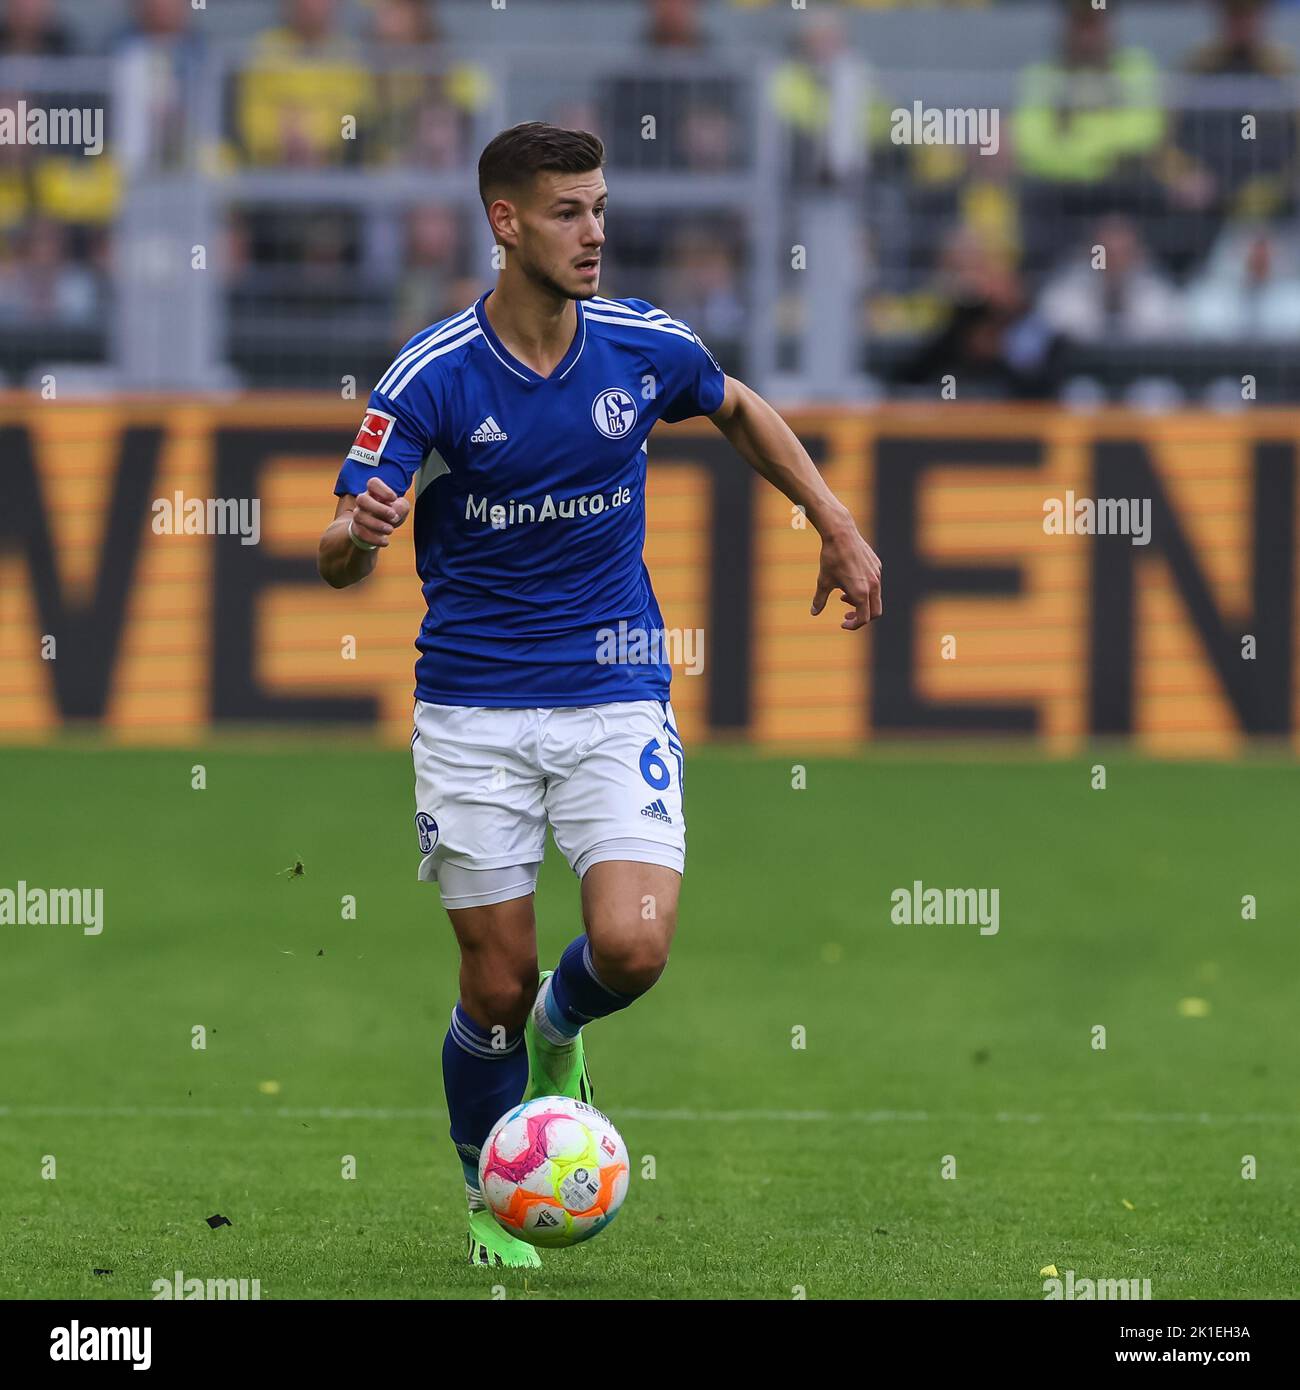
top-left (1, 0), bottom-right (1299, 394)
top-left (860, 0), bottom-right (1300, 397)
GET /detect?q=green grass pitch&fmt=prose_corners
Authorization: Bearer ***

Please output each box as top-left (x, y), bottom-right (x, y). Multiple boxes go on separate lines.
top-left (0, 745), bottom-right (1296, 1299)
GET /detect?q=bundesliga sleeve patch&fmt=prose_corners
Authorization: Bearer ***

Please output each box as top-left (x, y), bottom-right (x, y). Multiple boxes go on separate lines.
top-left (348, 409), bottom-right (396, 466)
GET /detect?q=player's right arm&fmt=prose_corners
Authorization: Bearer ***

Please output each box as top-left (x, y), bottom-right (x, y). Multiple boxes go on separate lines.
top-left (320, 360), bottom-right (440, 587)
top-left (317, 476), bottom-right (411, 589)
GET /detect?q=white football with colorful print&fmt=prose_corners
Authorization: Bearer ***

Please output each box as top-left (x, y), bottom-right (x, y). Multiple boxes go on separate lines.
top-left (479, 1095), bottom-right (630, 1248)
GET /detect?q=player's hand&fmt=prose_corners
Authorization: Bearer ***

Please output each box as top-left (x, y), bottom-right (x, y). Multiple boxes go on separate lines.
top-left (350, 476), bottom-right (411, 548)
top-left (811, 524), bottom-right (882, 630)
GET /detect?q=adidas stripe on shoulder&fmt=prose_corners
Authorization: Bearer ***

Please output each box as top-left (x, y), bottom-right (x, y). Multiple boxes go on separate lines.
top-left (377, 305), bottom-right (483, 399)
top-left (583, 296), bottom-right (697, 346)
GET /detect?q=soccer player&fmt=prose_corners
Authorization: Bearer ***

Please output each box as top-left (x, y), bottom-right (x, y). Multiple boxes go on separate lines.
top-left (318, 122), bottom-right (882, 1267)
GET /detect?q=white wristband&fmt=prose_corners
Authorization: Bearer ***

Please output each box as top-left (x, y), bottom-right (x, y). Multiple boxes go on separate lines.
top-left (348, 519), bottom-right (379, 552)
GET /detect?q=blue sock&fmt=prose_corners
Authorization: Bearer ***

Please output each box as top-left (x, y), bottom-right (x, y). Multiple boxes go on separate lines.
top-left (441, 1002), bottom-right (528, 1203)
top-left (533, 936), bottom-right (645, 1044)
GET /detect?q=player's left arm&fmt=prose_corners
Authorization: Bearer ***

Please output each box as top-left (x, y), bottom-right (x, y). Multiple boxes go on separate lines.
top-left (709, 375), bottom-right (882, 629)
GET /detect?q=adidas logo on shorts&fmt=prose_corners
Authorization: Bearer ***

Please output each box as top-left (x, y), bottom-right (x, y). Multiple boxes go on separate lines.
top-left (470, 415), bottom-right (508, 444)
top-left (640, 798), bottom-right (672, 824)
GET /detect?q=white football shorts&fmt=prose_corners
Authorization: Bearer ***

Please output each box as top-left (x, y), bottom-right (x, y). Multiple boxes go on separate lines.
top-left (411, 699), bottom-right (686, 907)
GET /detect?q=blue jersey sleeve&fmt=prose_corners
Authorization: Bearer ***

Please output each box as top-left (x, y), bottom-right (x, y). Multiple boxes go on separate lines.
top-left (657, 323), bottom-right (726, 424)
top-left (335, 367), bottom-right (439, 499)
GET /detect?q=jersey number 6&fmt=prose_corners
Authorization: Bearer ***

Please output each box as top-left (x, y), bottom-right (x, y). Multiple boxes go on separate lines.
top-left (639, 737), bottom-right (684, 792)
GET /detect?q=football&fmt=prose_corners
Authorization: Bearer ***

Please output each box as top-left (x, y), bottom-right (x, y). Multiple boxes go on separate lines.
top-left (479, 1096), bottom-right (630, 1248)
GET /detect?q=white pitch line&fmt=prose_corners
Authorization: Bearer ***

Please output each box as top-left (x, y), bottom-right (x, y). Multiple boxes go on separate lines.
top-left (0, 1104), bottom-right (1296, 1125)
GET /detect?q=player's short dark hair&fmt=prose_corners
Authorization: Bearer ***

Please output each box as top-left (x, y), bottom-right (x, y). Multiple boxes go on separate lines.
top-left (477, 123), bottom-right (605, 212)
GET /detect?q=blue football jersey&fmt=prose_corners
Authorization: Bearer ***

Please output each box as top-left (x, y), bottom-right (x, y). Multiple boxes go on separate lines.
top-left (334, 290), bottom-right (726, 706)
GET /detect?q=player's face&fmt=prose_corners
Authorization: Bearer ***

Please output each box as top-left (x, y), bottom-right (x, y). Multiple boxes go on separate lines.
top-left (515, 170), bottom-right (607, 300)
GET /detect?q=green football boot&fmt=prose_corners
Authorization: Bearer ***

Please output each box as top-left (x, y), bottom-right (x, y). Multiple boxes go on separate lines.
top-left (523, 970), bottom-right (594, 1104)
top-left (466, 1208), bottom-right (542, 1268)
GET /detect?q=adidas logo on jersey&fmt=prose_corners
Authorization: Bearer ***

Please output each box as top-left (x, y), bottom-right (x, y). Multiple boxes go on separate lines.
top-left (640, 798), bottom-right (672, 824)
top-left (470, 415), bottom-right (508, 444)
